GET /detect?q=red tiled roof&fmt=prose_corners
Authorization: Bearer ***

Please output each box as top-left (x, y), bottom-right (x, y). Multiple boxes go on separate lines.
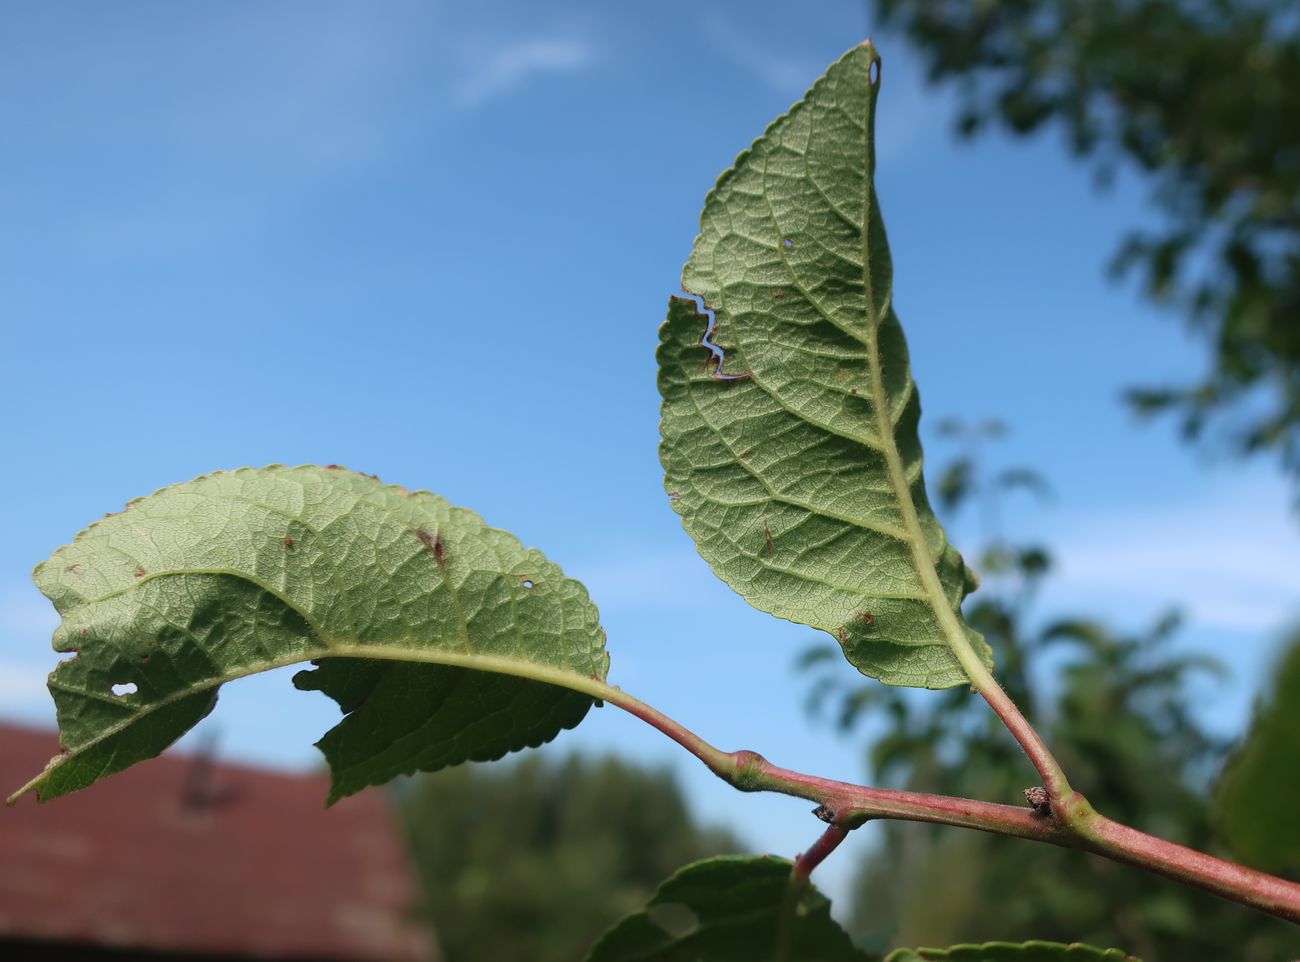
top-left (0, 723), bottom-right (434, 961)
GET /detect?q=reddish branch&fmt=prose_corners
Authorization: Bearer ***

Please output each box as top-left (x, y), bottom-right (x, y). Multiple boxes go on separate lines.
top-left (792, 824), bottom-right (850, 881)
top-left (596, 682), bottom-right (1300, 924)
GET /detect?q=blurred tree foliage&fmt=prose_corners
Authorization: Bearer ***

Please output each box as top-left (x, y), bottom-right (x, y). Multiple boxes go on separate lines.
top-left (394, 752), bottom-right (741, 962)
top-left (873, 1), bottom-right (1300, 480)
top-left (802, 426), bottom-right (1300, 960)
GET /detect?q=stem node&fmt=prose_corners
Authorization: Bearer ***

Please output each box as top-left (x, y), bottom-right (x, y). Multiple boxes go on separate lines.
top-left (728, 749), bottom-right (769, 791)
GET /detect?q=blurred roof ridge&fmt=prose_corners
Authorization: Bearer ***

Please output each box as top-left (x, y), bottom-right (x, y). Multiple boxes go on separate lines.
top-left (0, 721), bottom-right (437, 962)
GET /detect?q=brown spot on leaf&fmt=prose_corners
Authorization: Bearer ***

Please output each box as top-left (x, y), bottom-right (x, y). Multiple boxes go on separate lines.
top-left (849, 388), bottom-right (858, 396)
top-left (282, 537), bottom-right (296, 551)
top-left (856, 610), bottom-right (875, 627)
top-left (416, 528), bottom-right (447, 566)
top-left (772, 289), bottom-right (785, 299)
top-left (133, 568), bottom-right (146, 579)
top-left (763, 519), bottom-right (774, 556)
top-left (667, 491), bottom-right (681, 501)
top-left (837, 627), bottom-right (847, 644)
top-left (64, 564), bottom-right (82, 575)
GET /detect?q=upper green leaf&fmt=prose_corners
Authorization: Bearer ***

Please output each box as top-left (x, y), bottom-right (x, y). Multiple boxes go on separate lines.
top-left (1217, 633), bottom-right (1300, 873)
top-left (658, 44), bottom-right (987, 688)
top-left (12, 465), bottom-right (608, 804)
top-left (885, 943), bottom-right (1138, 962)
top-left (584, 855), bottom-right (875, 962)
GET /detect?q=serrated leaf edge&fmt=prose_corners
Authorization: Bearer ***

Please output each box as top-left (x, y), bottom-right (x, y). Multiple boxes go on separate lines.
top-left (668, 43), bottom-right (989, 687)
top-left (10, 465), bottom-right (612, 805)
top-left (883, 941), bottom-right (1139, 962)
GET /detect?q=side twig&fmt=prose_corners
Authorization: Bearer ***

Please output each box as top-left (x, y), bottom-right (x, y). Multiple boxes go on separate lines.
top-left (594, 681), bottom-right (1300, 925)
top-left (792, 824), bottom-right (850, 882)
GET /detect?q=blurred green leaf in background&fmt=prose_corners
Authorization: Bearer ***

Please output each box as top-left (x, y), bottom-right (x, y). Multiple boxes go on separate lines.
top-left (396, 753), bottom-right (742, 962)
top-left (803, 427), bottom-right (1300, 959)
top-left (872, 0), bottom-right (1300, 487)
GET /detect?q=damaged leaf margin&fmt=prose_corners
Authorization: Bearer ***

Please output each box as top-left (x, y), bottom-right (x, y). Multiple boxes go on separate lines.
top-left (11, 464), bottom-right (609, 804)
top-left (657, 43), bottom-right (989, 690)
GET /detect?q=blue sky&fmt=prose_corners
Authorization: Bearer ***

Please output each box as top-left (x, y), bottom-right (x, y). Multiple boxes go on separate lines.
top-left (3, 1), bottom-right (1298, 908)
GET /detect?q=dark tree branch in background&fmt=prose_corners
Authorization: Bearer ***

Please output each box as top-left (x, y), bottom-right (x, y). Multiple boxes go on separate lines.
top-left (874, 0), bottom-right (1300, 481)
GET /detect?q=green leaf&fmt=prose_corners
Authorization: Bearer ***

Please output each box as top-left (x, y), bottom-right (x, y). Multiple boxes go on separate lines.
top-left (658, 43), bottom-right (987, 689)
top-left (1217, 634), bottom-right (1300, 873)
top-left (885, 943), bottom-right (1138, 962)
top-left (584, 855), bottom-right (874, 962)
top-left (11, 465), bottom-right (608, 804)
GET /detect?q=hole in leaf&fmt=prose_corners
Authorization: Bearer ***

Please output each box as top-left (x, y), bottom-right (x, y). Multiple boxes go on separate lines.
top-left (647, 902), bottom-right (698, 939)
top-left (522, 579), bottom-right (535, 590)
top-left (682, 294), bottom-right (751, 382)
top-left (782, 238), bottom-right (794, 249)
top-left (870, 58), bottom-right (881, 85)
top-left (111, 682), bottom-right (138, 697)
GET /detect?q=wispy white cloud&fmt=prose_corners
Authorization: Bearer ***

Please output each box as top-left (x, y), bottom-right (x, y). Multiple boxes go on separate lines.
top-left (61, 5), bottom-right (424, 254)
top-left (1041, 477), bottom-right (1300, 634)
top-left (568, 548), bottom-right (733, 613)
top-left (0, 663), bottom-right (51, 708)
top-left (0, 587), bottom-right (59, 717)
top-left (453, 38), bottom-right (597, 108)
top-left (701, 14), bottom-right (819, 94)
top-left (0, 587), bottom-right (58, 637)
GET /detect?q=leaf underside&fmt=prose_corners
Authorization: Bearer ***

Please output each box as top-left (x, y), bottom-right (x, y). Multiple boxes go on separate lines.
top-left (884, 942), bottom-right (1138, 962)
top-left (584, 855), bottom-right (873, 962)
top-left (15, 465), bottom-right (608, 804)
top-left (658, 44), bottom-right (987, 689)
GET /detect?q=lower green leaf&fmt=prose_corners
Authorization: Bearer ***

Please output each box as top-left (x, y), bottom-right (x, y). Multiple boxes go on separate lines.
top-left (885, 943), bottom-right (1138, 962)
top-left (294, 660), bottom-right (594, 803)
top-left (584, 855), bottom-right (874, 962)
top-left (11, 465), bottom-right (609, 804)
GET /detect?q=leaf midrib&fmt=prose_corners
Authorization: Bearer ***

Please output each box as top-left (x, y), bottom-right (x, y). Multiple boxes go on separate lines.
top-left (852, 59), bottom-right (981, 682)
top-left (9, 641), bottom-right (608, 804)
top-left (680, 49), bottom-right (978, 676)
